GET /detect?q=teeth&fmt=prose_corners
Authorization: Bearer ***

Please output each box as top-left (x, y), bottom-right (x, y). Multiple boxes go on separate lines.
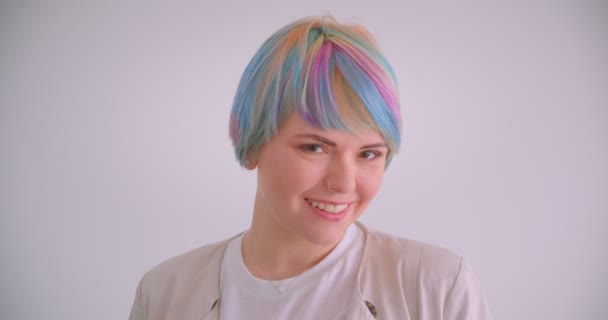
top-left (308, 200), bottom-right (348, 214)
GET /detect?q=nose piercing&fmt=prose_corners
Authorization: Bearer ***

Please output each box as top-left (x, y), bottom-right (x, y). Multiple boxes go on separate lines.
top-left (327, 181), bottom-right (335, 192)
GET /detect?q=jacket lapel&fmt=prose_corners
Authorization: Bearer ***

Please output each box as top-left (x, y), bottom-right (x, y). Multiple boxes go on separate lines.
top-left (201, 298), bottom-right (220, 320)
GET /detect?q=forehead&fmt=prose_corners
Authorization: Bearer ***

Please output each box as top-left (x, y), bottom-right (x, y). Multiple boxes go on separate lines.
top-left (278, 113), bottom-right (384, 144)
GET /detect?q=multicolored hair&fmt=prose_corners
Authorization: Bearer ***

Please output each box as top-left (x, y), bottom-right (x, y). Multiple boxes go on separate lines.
top-left (229, 16), bottom-right (402, 166)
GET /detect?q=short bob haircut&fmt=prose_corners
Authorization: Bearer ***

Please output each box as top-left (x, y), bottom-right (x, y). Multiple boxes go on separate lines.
top-left (229, 16), bottom-right (401, 166)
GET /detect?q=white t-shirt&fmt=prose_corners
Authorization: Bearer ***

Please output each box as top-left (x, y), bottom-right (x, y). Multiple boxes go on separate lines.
top-left (219, 224), bottom-right (364, 320)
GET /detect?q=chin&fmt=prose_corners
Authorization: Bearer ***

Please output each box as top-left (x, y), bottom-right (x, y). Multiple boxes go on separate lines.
top-left (302, 222), bottom-right (352, 246)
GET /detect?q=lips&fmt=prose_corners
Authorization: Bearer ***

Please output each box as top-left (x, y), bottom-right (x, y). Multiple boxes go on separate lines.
top-left (305, 198), bottom-right (349, 214)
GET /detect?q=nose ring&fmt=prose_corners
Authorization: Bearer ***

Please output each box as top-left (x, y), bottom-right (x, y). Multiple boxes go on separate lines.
top-left (327, 181), bottom-right (335, 192)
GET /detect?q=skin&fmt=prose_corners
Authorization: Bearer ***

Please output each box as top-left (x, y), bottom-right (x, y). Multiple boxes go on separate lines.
top-left (243, 113), bottom-right (388, 280)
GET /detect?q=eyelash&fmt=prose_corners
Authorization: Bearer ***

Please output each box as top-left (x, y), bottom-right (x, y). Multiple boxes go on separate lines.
top-left (360, 150), bottom-right (383, 160)
top-left (300, 144), bottom-right (383, 160)
top-left (300, 144), bottom-right (325, 153)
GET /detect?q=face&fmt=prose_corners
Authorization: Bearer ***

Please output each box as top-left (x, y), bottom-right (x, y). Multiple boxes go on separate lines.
top-left (248, 113), bottom-right (387, 247)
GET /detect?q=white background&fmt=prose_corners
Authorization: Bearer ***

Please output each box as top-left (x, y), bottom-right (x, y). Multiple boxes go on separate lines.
top-left (1, 1), bottom-right (607, 319)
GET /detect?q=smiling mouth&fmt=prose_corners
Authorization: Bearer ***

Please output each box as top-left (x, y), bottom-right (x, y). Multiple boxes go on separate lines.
top-left (305, 198), bottom-right (348, 214)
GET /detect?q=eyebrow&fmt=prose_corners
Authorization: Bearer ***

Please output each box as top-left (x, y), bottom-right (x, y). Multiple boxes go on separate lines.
top-left (293, 133), bottom-right (387, 150)
top-left (361, 142), bottom-right (388, 149)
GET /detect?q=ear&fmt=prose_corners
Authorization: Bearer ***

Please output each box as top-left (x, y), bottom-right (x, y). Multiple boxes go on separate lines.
top-left (244, 158), bottom-right (257, 170)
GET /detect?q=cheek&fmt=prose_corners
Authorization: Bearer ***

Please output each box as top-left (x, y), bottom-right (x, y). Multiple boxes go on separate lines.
top-left (259, 152), bottom-right (322, 196)
top-left (358, 170), bottom-right (385, 202)
top-left (282, 160), bottom-right (323, 194)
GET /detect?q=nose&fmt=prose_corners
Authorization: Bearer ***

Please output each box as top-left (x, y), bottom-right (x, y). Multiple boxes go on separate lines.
top-left (325, 154), bottom-right (356, 193)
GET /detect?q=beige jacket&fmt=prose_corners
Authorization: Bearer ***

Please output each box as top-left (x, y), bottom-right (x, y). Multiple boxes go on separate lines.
top-left (129, 222), bottom-right (492, 319)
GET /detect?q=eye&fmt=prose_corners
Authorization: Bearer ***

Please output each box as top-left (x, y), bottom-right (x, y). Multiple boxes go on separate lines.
top-left (300, 144), bottom-right (325, 153)
top-left (360, 150), bottom-right (382, 160)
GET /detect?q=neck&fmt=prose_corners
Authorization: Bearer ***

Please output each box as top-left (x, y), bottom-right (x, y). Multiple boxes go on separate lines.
top-left (242, 199), bottom-right (343, 280)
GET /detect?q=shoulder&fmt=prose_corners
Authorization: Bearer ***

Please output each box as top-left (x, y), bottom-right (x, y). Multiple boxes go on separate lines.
top-left (137, 236), bottom-right (236, 299)
top-left (130, 237), bottom-right (237, 319)
top-left (359, 223), bottom-right (493, 319)
top-left (144, 238), bottom-right (230, 280)
top-left (360, 224), bottom-right (464, 296)
top-left (363, 224), bottom-right (463, 276)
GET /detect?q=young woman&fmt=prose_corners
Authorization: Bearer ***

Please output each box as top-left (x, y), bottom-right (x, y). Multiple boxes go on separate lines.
top-left (129, 16), bottom-right (492, 320)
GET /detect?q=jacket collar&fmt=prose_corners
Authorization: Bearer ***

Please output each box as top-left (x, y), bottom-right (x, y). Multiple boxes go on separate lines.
top-left (197, 233), bottom-right (243, 320)
top-left (200, 223), bottom-right (376, 319)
